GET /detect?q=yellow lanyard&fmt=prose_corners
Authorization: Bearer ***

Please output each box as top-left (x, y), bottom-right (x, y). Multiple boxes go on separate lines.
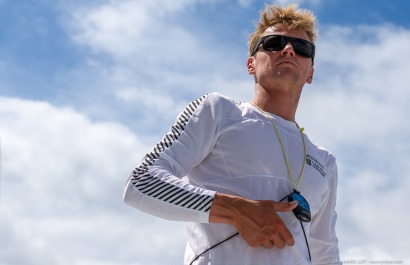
top-left (251, 102), bottom-right (307, 190)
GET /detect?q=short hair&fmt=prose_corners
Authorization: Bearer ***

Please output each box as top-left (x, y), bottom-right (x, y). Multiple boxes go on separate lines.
top-left (248, 4), bottom-right (318, 56)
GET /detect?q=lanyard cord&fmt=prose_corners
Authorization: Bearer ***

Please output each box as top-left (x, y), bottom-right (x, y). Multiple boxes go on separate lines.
top-left (250, 102), bottom-right (306, 190)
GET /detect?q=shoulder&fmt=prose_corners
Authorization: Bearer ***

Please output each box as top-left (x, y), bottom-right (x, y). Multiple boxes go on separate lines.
top-left (305, 138), bottom-right (338, 175)
top-left (203, 92), bottom-right (237, 106)
top-left (192, 92), bottom-right (241, 115)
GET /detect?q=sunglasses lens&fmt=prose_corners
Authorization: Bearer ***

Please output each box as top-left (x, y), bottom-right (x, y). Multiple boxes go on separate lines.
top-left (291, 39), bottom-right (314, 58)
top-left (262, 36), bottom-right (283, 52)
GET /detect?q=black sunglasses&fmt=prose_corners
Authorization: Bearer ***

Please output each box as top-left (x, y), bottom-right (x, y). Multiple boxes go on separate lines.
top-left (251, 34), bottom-right (315, 63)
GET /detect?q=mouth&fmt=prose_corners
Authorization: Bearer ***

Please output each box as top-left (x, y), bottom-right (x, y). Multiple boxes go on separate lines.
top-left (277, 60), bottom-right (296, 67)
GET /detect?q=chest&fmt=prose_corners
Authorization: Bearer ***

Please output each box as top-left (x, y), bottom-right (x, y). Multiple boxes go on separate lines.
top-left (201, 118), bottom-right (330, 215)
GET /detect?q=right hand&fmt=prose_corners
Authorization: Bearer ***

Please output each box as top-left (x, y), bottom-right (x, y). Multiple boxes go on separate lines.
top-left (209, 193), bottom-right (298, 249)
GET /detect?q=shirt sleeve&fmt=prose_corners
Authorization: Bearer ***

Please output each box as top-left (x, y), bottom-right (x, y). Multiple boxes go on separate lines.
top-left (309, 156), bottom-right (342, 265)
top-left (123, 93), bottom-right (221, 223)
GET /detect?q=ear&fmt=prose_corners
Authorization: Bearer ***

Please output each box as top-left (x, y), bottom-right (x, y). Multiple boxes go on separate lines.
top-left (247, 57), bottom-right (255, 75)
top-left (306, 66), bottom-right (314, 84)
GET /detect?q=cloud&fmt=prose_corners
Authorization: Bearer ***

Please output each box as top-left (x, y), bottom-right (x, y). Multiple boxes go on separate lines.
top-left (68, 0), bottom-right (233, 84)
top-left (299, 24), bottom-right (410, 149)
top-left (297, 24), bottom-right (410, 262)
top-left (0, 96), bottom-right (187, 265)
top-left (64, 0), bottom-right (252, 133)
top-left (69, 0), bottom-right (214, 61)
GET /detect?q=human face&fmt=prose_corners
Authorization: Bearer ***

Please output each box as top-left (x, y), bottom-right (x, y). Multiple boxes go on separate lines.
top-left (247, 24), bottom-right (315, 89)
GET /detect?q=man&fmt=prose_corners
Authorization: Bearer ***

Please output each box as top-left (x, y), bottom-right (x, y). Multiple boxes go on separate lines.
top-left (124, 4), bottom-right (341, 265)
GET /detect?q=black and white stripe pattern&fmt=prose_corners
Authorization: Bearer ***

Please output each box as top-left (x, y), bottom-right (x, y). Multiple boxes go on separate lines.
top-left (130, 95), bottom-right (214, 212)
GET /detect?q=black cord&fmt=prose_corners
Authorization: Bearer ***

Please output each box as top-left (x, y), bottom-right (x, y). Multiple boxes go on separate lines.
top-left (300, 220), bottom-right (311, 261)
top-left (188, 193), bottom-right (311, 265)
top-left (189, 232), bottom-right (239, 265)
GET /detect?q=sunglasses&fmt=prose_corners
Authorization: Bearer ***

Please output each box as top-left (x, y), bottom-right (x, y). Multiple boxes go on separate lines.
top-left (251, 34), bottom-right (315, 63)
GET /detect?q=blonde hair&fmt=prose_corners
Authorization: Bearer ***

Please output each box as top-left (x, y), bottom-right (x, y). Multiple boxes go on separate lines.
top-left (248, 4), bottom-right (318, 56)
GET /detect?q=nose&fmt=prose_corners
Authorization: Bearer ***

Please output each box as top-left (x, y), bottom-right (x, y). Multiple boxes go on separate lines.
top-left (280, 42), bottom-right (296, 58)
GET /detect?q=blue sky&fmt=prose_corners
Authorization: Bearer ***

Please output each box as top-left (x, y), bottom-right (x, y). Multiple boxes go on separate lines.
top-left (2, 0), bottom-right (410, 105)
top-left (1, 0), bottom-right (410, 265)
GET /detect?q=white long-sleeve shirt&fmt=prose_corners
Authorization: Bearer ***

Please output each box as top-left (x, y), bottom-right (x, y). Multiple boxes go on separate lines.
top-left (124, 92), bottom-right (341, 265)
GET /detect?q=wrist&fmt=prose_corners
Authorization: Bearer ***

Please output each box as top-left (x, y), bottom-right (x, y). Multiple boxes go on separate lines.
top-left (209, 193), bottom-right (249, 225)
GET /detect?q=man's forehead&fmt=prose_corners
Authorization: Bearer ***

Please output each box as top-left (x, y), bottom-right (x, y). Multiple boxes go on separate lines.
top-left (265, 24), bottom-right (285, 32)
top-left (263, 24), bottom-right (309, 40)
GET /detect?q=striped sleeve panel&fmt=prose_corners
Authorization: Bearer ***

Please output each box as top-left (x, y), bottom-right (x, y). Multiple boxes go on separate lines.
top-left (129, 94), bottom-right (214, 213)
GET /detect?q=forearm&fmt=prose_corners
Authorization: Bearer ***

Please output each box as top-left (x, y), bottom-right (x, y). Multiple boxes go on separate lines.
top-left (209, 193), bottom-right (246, 225)
top-left (124, 176), bottom-right (216, 222)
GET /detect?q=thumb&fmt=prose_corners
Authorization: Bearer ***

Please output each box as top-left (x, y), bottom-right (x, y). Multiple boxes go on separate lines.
top-left (272, 201), bottom-right (298, 212)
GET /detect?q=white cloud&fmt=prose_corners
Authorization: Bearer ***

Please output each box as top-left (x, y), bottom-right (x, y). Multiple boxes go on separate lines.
top-left (70, 0), bottom-right (151, 57)
top-left (69, 0), bottom-right (215, 61)
top-left (65, 0), bottom-right (246, 129)
top-left (299, 25), bottom-right (410, 147)
top-left (297, 24), bottom-right (410, 262)
top-left (0, 96), bottom-right (187, 265)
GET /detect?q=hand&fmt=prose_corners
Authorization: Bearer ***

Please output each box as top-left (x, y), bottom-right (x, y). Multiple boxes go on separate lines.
top-left (209, 193), bottom-right (297, 249)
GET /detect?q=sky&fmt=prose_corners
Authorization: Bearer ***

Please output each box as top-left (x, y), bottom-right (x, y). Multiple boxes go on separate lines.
top-left (0, 0), bottom-right (410, 264)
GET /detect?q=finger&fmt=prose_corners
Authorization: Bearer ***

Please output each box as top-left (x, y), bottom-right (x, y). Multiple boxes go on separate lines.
top-left (272, 201), bottom-right (298, 212)
top-left (262, 240), bottom-right (275, 249)
top-left (270, 233), bottom-right (286, 249)
top-left (269, 220), bottom-right (295, 247)
top-left (280, 229), bottom-right (295, 246)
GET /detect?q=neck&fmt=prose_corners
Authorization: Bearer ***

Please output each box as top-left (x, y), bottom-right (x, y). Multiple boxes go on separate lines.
top-left (251, 84), bottom-right (301, 122)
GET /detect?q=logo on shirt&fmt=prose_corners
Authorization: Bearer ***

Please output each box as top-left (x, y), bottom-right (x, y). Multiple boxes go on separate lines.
top-left (306, 154), bottom-right (326, 177)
